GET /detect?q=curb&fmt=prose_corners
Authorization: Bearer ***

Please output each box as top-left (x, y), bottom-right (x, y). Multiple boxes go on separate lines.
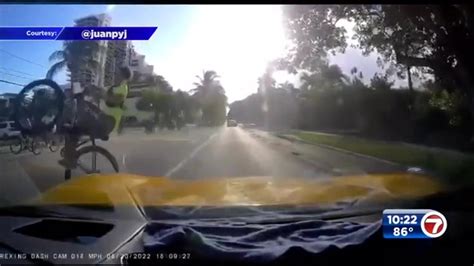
top-left (275, 134), bottom-right (401, 166)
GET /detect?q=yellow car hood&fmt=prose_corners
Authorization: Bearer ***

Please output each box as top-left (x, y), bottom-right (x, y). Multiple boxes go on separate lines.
top-left (31, 172), bottom-right (444, 207)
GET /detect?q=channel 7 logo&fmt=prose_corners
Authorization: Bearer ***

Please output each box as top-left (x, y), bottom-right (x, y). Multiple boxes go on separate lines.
top-left (383, 209), bottom-right (448, 239)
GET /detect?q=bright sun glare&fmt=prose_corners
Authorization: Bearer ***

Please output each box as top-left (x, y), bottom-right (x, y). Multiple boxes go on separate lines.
top-left (161, 5), bottom-right (289, 102)
top-left (195, 5), bottom-right (286, 68)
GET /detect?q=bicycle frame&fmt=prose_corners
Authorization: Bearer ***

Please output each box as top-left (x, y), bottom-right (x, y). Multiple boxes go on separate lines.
top-left (61, 133), bottom-right (101, 179)
top-left (17, 134), bottom-right (38, 152)
top-left (62, 134), bottom-right (94, 164)
top-left (60, 91), bottom-right (105, 179)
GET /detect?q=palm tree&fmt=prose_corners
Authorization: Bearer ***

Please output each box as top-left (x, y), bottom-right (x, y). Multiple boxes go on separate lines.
top-left (192, 70), bottom-right (226, 104)
top-left (46, 41), bottom-right (104, 102)
top-left (299, 64), bottom-right (349, 92)
top-left (299, 72), bottom-right (318, 92)
top-left (321, 64), bottom-right (350, 87)
top-left (192, 71), bottom-right (224, 96)
top-left (192, 70), bottom-right (227, 125)
top-left (277, 81), bottom-right (299, 98)
top-left (154, 75), bottom-right (173, 93)
top-left (257, 67), bottom-right (276, 95)
top-left (370, 73), bottom-right (394, 90)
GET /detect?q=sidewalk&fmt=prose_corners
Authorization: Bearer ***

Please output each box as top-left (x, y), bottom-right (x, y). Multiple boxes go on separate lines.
top-left (276, 133), bottom-right (400, 166)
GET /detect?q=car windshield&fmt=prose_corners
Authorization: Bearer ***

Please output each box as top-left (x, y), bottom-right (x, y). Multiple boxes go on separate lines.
top-left (0, 5), bottom-right (474, 210)
top-left (4, 4), bottom-right (474, 265)
top-left (0, 4), bottom-right (473, 220)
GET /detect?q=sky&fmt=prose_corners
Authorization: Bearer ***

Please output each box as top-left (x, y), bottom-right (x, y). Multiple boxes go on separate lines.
top-left (0, 5), bottom-right (413, 103)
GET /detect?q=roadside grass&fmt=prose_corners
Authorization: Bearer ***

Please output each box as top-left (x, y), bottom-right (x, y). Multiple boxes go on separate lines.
top-left (294, 131), bottom-right (474, 186)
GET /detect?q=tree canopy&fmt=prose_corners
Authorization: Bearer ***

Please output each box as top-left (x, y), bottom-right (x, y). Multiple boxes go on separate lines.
top-left (282, 5), bottom-right (474, 96)
top-left (192, 70), bottom-right (227, 125)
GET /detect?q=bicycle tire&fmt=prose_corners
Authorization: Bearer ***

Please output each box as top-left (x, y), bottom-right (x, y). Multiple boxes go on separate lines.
top-left (9, 137), bottom-right (23, 154)
top-left (31, 140), bottom-right (42, 155)
top-left (14, 79), bottom-right (65, 133)
top-left (26, 141), bottom-right (33, 152)
top-left (75, 145), bottom-right (119, 174)
top-left (49, 145), bottom-right (59, 152)
top-left (48, 140), bottom-right (60, 152)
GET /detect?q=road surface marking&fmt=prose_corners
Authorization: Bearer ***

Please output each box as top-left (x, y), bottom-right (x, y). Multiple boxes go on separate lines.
top-left (164, 132), bottom-right (218, 177)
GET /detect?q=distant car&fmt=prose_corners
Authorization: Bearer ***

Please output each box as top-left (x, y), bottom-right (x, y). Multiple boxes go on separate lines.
top-left (122, 116), bottom-right (142, 128)
top-left (227, 120), bottom-right (238, 127)
top-left (0, 121), bottom-right (21, 139)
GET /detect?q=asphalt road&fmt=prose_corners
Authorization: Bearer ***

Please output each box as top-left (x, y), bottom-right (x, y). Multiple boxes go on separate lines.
top-left (0, 125), bottom-right (402, 205)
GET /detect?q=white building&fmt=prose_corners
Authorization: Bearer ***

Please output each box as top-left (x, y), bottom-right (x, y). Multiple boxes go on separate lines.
top-left (109, 41), bottom-right (132, 86)
top-left (72, 13), bottom-right (111, 88)
top-left (128, 43), bottom-right (154, 77)
top-left (129, 51), bottom-right (154, 76)
top-left (117, 44), bottom-right (158, 123)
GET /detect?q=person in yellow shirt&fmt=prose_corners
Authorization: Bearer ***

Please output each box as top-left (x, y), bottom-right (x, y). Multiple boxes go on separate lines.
top-left (102, 66), bottom-right (132, 134)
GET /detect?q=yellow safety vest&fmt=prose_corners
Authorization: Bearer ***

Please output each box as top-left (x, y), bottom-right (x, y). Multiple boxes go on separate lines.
top-left (103, 81), bottom-right (128, 132)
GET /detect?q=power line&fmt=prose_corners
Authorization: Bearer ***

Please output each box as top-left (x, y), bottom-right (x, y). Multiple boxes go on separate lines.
top-left (0, 66), bottom-right (37, 78)
top-left (0, 49), bottom-right (47, 69)
top-left (0, 70), bottom-right (34, 81)
top-left (0, 79), bottom-right (24, 87)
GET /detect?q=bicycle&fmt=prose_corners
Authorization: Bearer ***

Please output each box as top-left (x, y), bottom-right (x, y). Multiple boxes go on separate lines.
top-left (14, 79), bottom-right (119, 180)
top-left (9, 134), bottom-right (42, 155)
top-left (39, 132), bottom-right (62, 153)
top-left (47, 136), bottom-right (61, 152)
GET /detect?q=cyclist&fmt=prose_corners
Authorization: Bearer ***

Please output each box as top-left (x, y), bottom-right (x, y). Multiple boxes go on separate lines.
top-left (58, 66), bottom-right (131, 139)
top-left (14, 76), bottom-right (129, 177)
top-left (102, 66), bottom-right (132, 134)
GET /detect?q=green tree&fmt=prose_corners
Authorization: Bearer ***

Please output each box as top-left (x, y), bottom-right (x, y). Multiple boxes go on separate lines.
top-left (281, 5), bottom-right (348, 72)
top-left (346, 5), bottom-right (474, 91)
top-left (192, 70), bottom-right (227, 125)
top-left (299, 63), bottom-right (348, 92)
top-left (282, 5), bottom-right (474, 119)
top-left (174, 90), bottom-right (198, 124)
top-left (347, 67), bottom-right (368, 90)
top-left (192, 71), bottom-right (223, 97)
top-left (281, 5), bottom-right (474, 141)
top-left (370, 74), bottom-right (394, 91)
top-left (277, 81), bottom-right (298, 95)
top-left (154, 75), bottom-right (173, 92)
top-left (136, 90), bottom-right (176, 129)
top-left (257, 66), bottom-right (276, 94)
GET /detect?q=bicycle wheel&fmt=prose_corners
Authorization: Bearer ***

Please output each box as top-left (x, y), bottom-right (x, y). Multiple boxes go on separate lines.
top-left (75, 145), bottom-right (119, 175)
top-left (14, 79), bottom-right (65, 133)
top-left (30, 139), bottom-right (42, 155)
top-left (9, 137), bottom-right (23, 154)
top-left (48, 139), bottom-right (60, 152)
